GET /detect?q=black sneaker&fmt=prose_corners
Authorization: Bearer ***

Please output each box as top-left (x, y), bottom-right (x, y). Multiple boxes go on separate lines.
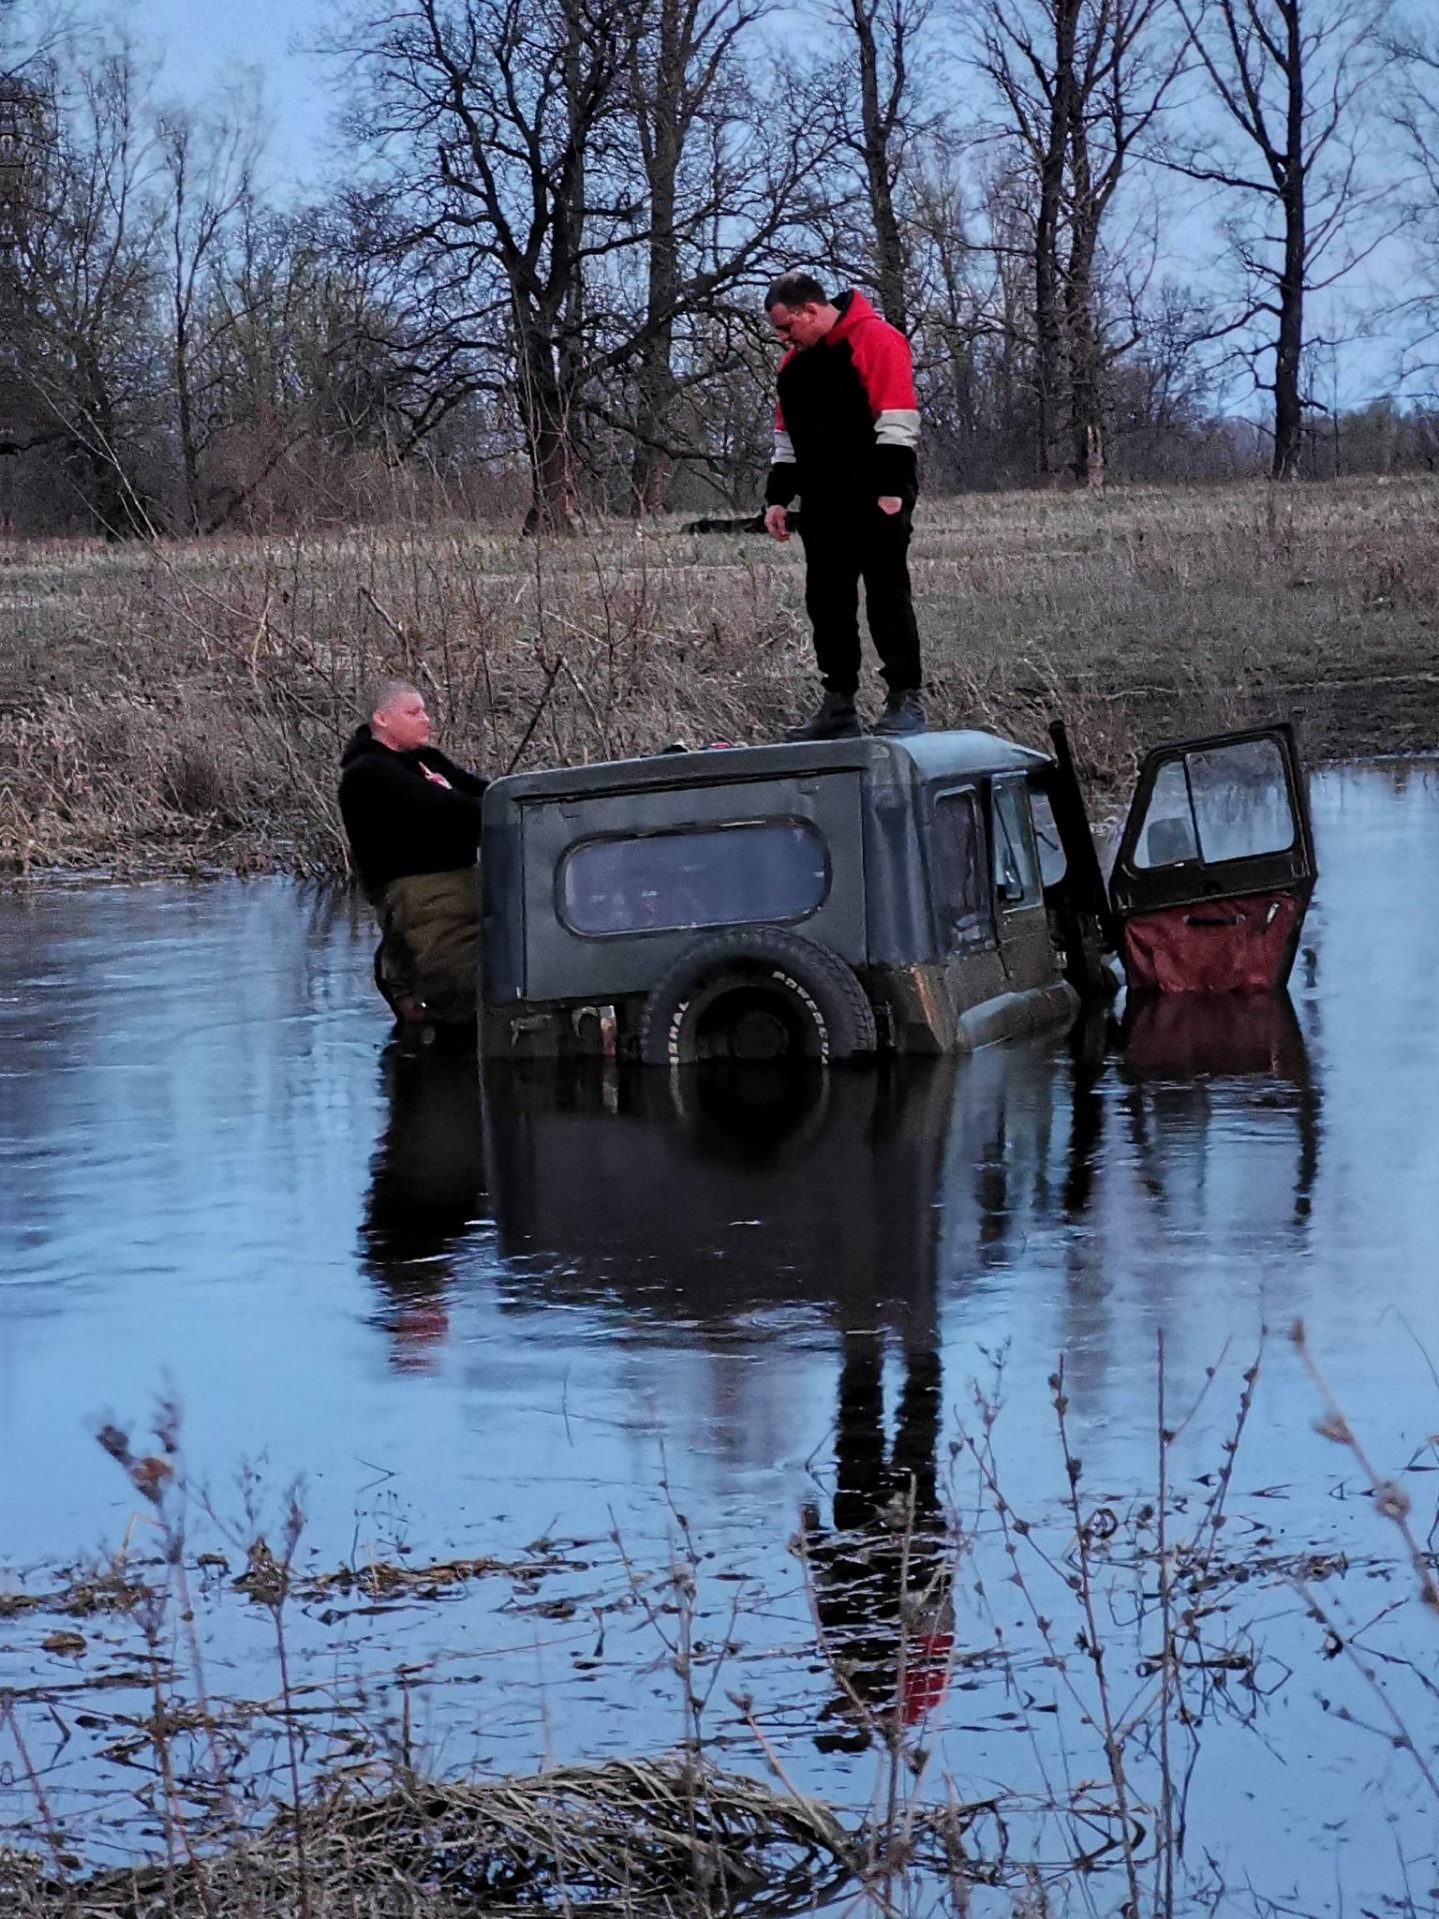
top-left (872, 688), bottom-right (926, 737)
top-left (783, 692), bottom-right (863, 742)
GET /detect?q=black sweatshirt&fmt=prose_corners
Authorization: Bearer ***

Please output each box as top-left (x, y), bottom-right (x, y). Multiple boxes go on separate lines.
top-left (338, 725), bottom-right (489, 894)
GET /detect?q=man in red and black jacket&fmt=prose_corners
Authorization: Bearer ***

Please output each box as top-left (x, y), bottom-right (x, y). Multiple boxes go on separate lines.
top-left (763, 271), bottom-right (924, 740)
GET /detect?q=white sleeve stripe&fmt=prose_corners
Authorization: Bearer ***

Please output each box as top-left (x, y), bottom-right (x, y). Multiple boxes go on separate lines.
top-left (772, 428), bottom-right (796, 464)
top-left (875, 409), bottom-right (920, 449)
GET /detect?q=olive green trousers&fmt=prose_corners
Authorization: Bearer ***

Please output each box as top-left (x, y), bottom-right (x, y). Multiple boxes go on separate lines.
top-left (374, 866), bottom-right (481, 1026)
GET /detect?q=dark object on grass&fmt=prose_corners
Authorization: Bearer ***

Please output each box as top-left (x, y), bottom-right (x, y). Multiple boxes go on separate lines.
top-left (682, 510), bottom-right (803, 535)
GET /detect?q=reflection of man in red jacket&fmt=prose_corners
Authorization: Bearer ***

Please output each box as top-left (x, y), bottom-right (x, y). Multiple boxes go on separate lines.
top-left (763, 271), bottom-right (924, 741)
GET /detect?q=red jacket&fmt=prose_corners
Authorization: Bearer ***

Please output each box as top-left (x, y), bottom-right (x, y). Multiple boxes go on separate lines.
top-left (765, 290), bottom-right (919, 509)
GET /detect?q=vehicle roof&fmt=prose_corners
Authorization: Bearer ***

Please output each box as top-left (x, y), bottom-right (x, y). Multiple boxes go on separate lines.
top-left (488, 728), bottom-right (1051, 804)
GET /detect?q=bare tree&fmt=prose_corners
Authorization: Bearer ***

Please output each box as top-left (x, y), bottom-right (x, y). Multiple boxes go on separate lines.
top-left (16, 40), bottom-right (167, 532)
top-left (343, 0), bottom-right (635, 532)
top-left (626, 0), bottom-right (753, 509)
top-left (980, 0), bottom-right (1177, 483)
top-left (1388, 20), bottom-right (1439, 392)
top-left (835, 0), bottom-right (931, 330)
top-left (622, 0), bottom-right (828, 510)
top-left (156, 86), bottom-right (264, 528)
top-left (1169, 0), bottom-right (1391, 479)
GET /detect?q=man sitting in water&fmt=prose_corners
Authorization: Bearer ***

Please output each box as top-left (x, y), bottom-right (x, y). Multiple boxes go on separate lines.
top-left (339, 681), bottom-right (489, 1027)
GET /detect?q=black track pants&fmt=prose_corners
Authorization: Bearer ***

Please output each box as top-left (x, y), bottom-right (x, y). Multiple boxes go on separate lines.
top-left (797, 499), bottom-right (923, 697)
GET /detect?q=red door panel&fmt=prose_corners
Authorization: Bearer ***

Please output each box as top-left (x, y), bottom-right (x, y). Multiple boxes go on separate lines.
top-left (1121, 891), bottom-right (1301, 993)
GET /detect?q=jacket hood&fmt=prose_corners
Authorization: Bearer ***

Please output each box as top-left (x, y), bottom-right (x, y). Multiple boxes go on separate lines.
top-left (341, 722), bottom-right (378, 767)
top-left (828, 288), bottom-right (879, 344)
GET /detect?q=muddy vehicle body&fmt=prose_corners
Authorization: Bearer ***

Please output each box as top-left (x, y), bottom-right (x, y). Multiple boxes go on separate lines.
top-left (478, 721), bottom-right (1315, 1064)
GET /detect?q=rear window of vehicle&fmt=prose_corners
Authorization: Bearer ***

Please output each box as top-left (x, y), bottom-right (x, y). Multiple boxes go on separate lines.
top-left (559, 820), bottom-right (829, 936)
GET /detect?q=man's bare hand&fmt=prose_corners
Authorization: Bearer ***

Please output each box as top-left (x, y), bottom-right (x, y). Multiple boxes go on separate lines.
top-left (764, 504), bottom-right (790, 541)
top-left (878, 495), bottom-right (902, 516)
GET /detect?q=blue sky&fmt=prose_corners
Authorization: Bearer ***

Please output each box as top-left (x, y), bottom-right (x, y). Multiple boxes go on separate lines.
top-left (123, 0), bottom-right (334, 186)
top-left (9, 0), bottom-right (1420, 407)
top-left (9, 0), bottom-right (337, 187)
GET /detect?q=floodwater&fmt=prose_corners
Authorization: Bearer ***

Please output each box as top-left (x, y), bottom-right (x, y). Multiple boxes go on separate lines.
top-left (5, 761), bottom-right (1439, 1911)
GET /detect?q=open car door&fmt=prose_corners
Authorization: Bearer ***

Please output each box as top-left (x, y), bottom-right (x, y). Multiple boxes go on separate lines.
top-left (1109, 724), bottom-right (1316, 994)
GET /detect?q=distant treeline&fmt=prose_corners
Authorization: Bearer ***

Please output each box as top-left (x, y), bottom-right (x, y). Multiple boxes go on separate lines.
top-left (2, 0), bottom-right (1438, 537)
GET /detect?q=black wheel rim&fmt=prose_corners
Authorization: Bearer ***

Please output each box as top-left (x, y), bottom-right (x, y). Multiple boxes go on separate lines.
top-left (680, 970), bottom-right (826, 1063)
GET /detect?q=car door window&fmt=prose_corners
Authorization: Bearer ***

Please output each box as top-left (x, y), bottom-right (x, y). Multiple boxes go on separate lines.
top-left (991, 780), bottom-right (1043, 907)
top-left (931, 789), bottom-right (995, 952)
top-left (1133, 738), bottom-right (1295, 870)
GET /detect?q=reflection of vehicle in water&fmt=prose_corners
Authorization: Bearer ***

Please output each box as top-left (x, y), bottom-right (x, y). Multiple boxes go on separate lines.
top-left (483, 1060), bottom-right (950, 1326)
top-left (358, 1000), bottom-right (1320, 1731)
top-left (1116, 990), bottom-right (1318, 1225)
top-left (478, 721), bottom-right (1316, 1064)
top-left (361, 1039), bottom-right (486, 1370)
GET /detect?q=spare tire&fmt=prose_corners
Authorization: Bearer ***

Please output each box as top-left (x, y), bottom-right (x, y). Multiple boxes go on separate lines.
top-left (639, 928), bottom-right (876, 1067)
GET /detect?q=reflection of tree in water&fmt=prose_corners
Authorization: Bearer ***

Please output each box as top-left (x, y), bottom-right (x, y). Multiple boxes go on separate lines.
top-left (362, 1038), bottom-right (486, 1372)
top-left (802, 1330), bottom-right (954, 1754)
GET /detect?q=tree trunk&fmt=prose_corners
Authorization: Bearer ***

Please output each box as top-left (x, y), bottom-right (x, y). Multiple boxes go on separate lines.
top-left (631, 0), bottom-right (684, 513)
top-left (1272, 207), bottom-right (1304, 479)
top-left (517, 0), bottom-right (593, 535)
top-left (850, 0), bottom-right (909, 331)
top-left (631, 303), bottom-right (676, 513)
top-left (518, 323), bottom-right (579, 535)
top-left (1065, 113), bottom-right (1104, 488)
top-left (175, 302), bottom-right (202, 531)
top-left (1034, 0), bottom-right (1077, 480)
top-left (1272, 2), bottom-right (1306, 481)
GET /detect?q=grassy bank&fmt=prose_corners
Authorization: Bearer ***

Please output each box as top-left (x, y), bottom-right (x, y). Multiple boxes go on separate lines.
top-left (5, 475), bottom-right (1439, 878)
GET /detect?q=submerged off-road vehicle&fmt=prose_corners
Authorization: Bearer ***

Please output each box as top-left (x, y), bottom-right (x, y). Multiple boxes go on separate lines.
top-left (477, 721), bottom-right (1315, 1064)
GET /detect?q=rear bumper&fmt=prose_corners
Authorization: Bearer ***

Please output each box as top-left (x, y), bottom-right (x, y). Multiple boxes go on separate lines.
top-left (479, 972), bottom-right (1078, 1061)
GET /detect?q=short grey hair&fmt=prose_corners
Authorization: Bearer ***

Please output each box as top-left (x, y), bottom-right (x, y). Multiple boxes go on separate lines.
top-left (367, 677), bottom-right (421, 721)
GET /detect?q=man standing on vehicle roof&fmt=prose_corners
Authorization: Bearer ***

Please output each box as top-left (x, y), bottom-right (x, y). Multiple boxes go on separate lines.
top-left (763, 270), bottom-right (925, 741)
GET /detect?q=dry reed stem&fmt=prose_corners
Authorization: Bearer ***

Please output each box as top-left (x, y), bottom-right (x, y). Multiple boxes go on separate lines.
top-left (19, 1759), bottom-right (855, 1919)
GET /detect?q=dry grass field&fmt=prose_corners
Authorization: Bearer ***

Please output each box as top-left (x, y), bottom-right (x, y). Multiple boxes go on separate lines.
top-left (4, 473), bottom-right (1438, 878)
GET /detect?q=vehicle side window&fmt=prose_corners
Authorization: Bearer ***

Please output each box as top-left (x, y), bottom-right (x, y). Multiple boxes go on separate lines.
top-left (991, 780), bottom-right (1043, 909)
top-left (559, 819), bottom-right (828, 936)
top-left (1134, 738), bottom-right (1296, 870)
top-left (931, 789), bottom-right (995, 952)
